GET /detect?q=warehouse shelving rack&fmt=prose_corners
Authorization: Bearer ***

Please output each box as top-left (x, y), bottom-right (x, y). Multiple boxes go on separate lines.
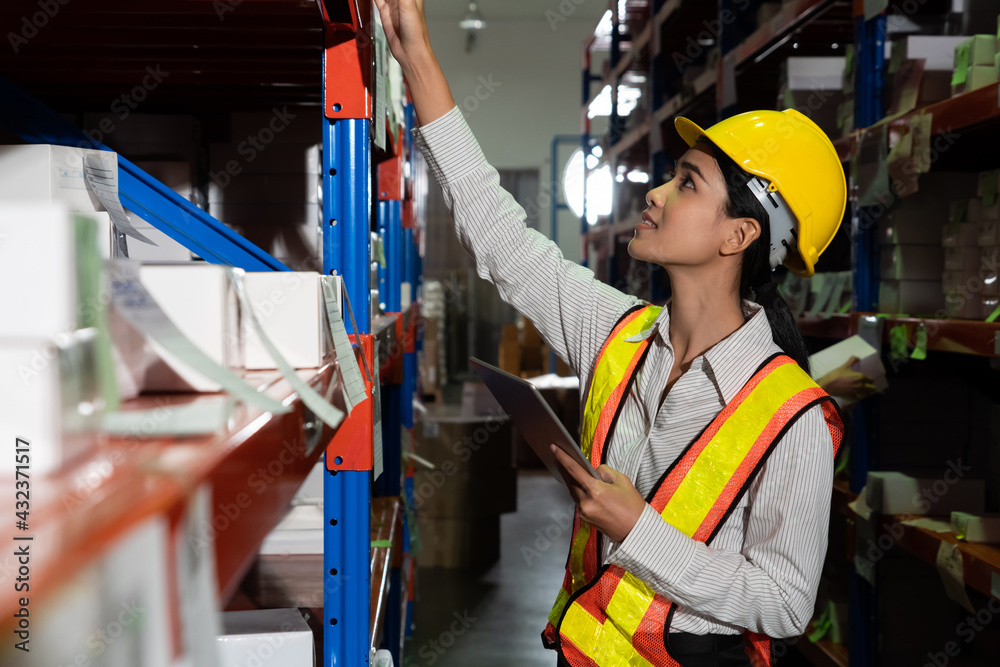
top-left (579, 1), bottom-right (1000, 666)
top-left (0, 0), bottom-right (423, 664)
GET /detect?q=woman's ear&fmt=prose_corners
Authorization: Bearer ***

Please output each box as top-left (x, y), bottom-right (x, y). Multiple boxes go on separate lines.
top-left (720, 217), bottom-right (760, 257)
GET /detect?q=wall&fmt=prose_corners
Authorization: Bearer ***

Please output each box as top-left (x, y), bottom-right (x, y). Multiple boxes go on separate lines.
top-left (424, 13), bottom-right (603, 264)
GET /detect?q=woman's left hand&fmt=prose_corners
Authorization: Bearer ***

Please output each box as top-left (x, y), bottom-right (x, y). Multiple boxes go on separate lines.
top-left (550, 445), bottom-right (647, 543)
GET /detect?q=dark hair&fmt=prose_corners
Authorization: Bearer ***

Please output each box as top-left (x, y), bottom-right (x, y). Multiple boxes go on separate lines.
top-left (699, 138), bottom-right (811, 373)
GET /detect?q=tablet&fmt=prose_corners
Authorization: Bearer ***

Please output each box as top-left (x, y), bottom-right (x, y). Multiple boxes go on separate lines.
top-left (470, 357), bottom-right (599, 485)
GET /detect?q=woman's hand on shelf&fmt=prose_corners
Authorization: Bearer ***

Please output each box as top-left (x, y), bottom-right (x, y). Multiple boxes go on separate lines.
top-left (550, 445), bottom-right (646, 544)
top-left (374, 0), bottom-right (455, 125)
top-left (817, 356), bottom-right (876, 401)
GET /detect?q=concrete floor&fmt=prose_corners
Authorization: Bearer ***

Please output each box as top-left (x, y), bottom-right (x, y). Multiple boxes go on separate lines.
top-left (402, 470), bottom-right (573, 667)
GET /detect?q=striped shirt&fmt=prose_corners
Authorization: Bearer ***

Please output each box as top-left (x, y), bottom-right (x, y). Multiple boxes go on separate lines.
top-left (413, 107), bottom-right (834, 639)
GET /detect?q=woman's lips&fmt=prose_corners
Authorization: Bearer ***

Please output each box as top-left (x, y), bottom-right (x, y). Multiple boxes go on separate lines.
top-left (638, 211), bottom-right (657, 229)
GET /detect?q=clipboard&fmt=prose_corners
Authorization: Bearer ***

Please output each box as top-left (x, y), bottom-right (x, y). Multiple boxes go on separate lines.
top-left (470, 357), bottom-right (599, 486)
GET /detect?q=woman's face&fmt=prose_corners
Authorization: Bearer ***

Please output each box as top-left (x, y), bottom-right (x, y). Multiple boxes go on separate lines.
top-left (628, 144), bottom-right (752, 269)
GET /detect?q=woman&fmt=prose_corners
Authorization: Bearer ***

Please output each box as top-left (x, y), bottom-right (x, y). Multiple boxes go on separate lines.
top-left (376, 1), bottom-right (846, 665)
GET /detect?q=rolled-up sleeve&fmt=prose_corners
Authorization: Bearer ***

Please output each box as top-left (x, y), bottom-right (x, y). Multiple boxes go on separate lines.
top-left (412, 107), bottom-right (637, 376)
top-left (607, 405), bottom-right (835, 637)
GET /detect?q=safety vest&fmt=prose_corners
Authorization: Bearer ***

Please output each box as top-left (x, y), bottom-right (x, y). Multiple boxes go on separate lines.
top-left (542, 304), bottom-right (844, 666)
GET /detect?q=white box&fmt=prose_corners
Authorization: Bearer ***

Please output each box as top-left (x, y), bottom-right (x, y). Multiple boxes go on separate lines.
top-left (139, 264), bottom-right (243, 392)
top-left (217, 609), bottom-right (314, 667)
top-left (941, 222), bottom-right (978, 247)
top-left (0, 329), bottom-right (101, 476)
top-left (0, 203), bottom-right (78, 339)
top-left (880, 245), bottom-right (943, 280)
top-left (879, 280), bottom-right (942, 314)
top-left (784, 57), bottom-right (846, 90)
top-left (894, 36), bottom-right (971, 71)
top-left (243, 271), bottom-right (328, 370)
top-left (944, 245), bottom-right (981, 271)
top-left (0, 144), bottom-right (109, 212)
top-left (867, 470), bottom-right (985, 515)
top-left (951, 511), bottom-right (1000, 543)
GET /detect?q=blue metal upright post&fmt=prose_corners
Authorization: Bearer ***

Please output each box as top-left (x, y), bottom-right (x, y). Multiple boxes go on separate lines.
top-left (323, 114), bottom-right (372, 667)
top-left (849, 10), bottom-right (886, 667)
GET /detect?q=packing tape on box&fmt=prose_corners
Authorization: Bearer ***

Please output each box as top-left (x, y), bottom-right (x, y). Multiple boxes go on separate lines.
top-left (231, 269), bottom-right (344, 429)
top-left (108, 261), bottom-right (287, 415)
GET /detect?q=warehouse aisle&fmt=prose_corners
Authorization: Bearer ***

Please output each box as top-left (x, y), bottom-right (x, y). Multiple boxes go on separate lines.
top-left (403, 470), bottom-right (573, 667)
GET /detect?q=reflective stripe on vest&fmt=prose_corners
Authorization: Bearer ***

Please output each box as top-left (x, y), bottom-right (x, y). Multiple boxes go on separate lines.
top-left (544, 312), bottom-right (844, 665)
top-left (561, 305), bottom-right (661, 609)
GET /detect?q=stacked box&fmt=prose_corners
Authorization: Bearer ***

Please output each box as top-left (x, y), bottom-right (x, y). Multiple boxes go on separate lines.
top-left (886, 36), bottom-right (965, 114)
top-left (778, 57), bottom-right (848, 138)
top-left (951, 35), bottom-right (998, 97)
top-left (208, 108), bottom-right (323, 270)
top-left (414, 405), bottom-right (517, 568)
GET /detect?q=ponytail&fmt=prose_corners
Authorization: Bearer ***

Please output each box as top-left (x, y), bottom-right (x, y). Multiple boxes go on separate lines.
top-left (699, 138), bottom-right (811, 373)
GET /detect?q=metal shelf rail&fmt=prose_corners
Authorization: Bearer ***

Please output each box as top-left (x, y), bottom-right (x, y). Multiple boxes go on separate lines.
top-left (0, 0), bottom-right (425, 664)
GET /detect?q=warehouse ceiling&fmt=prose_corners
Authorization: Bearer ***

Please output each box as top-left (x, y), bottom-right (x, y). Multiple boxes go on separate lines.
top-left (424, 0), bottom-right (607, 21)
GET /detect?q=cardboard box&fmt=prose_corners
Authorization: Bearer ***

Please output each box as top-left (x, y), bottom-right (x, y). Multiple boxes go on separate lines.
top-left (0, 203), bottom-right (79, 339)
top-left (0, 330), bottom-right (101, 476)
top-left (977, 219), bottom-right (1000, 246)
top-left (416, 514), bottom-right (501, 569)
top-left (878, 280), bottom-right (942, 315)
top-left (217, 609), bottom-right (314, 667)
top-left (413, 406), bottom-right (516, 518)
top-left (951, 512), bottom-right (1000, 543)
top-left (952, 64), bottom-right (997, 96)
top-left (784, 57), bottom-right (846, 90)
top-left (139, 263), bottom-right (243, 392)
top-left (243, 271), bottom-right (328, 370)
top-left (0, 144), bottom-right (108, 212)
top-left (941, 222), bottom-right (978, 247)
top-left (894, 36), bottom-right (970, 71)
top-left (980, 296), bottom-right (999, 319)
top-left (968, 196), bottom-right (1000, 222)
top-left (945, 292), bottom-right (982, 319)
top-left (957, 34), bottom-right (997, 68)
top-left (498, 324), bottom-right (520, 375)
top-left (209, 142), bottom-right (320, 175)
top-left (943, 245), bottom-right (980, 271)
top-left (866, 471), bottom-right (985, 515)
top-left (880, 245), bottom-right (943, 280)
top-left (208, 172), bottom-right (321, 205)
top-left (461, 381), bottom-right (503, 417)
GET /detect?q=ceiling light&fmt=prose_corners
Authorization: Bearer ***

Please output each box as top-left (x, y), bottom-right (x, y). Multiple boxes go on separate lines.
top-left (459, 2), bottom-right (486, 31)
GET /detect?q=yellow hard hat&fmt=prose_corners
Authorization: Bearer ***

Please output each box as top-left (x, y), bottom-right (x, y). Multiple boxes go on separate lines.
top-left (674, 109), bottom-right (847, 278)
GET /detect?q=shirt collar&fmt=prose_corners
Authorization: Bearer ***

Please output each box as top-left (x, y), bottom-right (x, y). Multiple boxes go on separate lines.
top-left (624, 300), bottom-right (777, 404)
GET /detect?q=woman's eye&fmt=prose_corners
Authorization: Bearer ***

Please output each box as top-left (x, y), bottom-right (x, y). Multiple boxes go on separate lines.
top-left (683, 177), bottom-right (695, 189)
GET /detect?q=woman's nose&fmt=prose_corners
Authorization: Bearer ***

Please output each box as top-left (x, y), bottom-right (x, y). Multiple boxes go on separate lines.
top-left (645, 184), bottom-right (668, 209)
